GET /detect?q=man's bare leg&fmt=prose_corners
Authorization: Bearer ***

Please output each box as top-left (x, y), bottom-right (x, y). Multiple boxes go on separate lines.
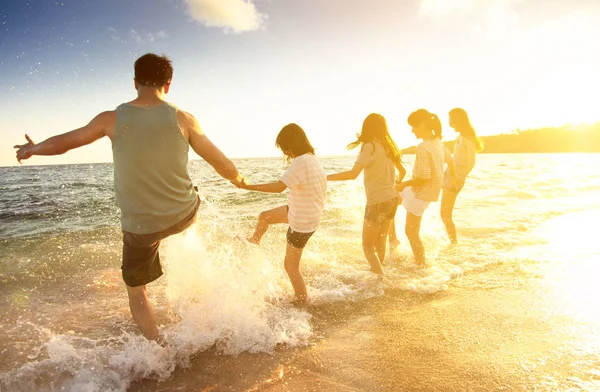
top-left (248, 205), bottom-right (288, 244)
top-left (126, 284), bottom-right (159, 340)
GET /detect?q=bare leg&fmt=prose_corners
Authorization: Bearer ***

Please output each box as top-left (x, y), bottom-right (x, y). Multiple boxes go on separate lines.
top-left (126, 284), bottom-right (159, 340)
top-left (248, 205), bottom-right (288, 244)
top-left (284, 243), bottom-right (307, 302)
top-left (375, 218), bottom-right (393, 264)
top-left (362, 219), bottom-right (384, 275)
top-left (388, 193), bottom-right (403, 248)
top-left (405, 212), bottom-right (425, 265)
top-left (440, 189), bottom-right (459, 244)
top-left (388, 219), bottom-right (400, 248)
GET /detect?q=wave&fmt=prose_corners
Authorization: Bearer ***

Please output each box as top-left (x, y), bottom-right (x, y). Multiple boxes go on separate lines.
top-left (0, 220), bottom-right (494, 391)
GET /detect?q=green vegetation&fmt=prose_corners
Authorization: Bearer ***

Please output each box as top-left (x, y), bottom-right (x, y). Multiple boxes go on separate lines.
top-left (402, 122), bottom-right (600, 153)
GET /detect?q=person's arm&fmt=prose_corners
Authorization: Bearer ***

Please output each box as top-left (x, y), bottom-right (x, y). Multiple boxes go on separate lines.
top-left (327, 143), bottom-right (372, 181)
top-left (393, 156), bottom-right (407, 183)
top-left (395, 178), bottom-right (428, 191)
top-left (179, 110), bottom-right (244, 185)
top-left (239, 181), bottom-right (287, 193)
top-left (396, 145), bottom-right (430, 191)
top-left (13, 111), bottom-right (113, 163)
top-left (327, 163), bottom-right (364, 181)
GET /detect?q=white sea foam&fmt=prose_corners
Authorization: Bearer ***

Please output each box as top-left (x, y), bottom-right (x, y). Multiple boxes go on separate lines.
top-left (2, 216), bottom-right (476, 391)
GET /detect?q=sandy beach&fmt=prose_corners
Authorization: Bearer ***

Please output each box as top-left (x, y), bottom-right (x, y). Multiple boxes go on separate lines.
top-left (131, 259), bottom-right (600, 391)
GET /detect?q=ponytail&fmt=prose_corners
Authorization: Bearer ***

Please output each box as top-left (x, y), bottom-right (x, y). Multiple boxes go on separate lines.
top-left (408, 109), bottom-right (442, 138)
top-left (430, 114), bottom-right (442, 139)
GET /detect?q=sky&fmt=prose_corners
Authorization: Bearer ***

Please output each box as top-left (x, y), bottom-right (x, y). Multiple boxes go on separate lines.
top-left (1, 0), bottom-right (599, 166)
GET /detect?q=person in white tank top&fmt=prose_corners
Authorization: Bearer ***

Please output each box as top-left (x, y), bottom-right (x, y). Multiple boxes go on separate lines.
top-left (235, 124), bottom-right (327, 305)
top-left (440, 108), bottom-right (483, 244)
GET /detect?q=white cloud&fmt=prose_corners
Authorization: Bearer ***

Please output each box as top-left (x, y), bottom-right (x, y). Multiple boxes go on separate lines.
top-left (418, 0), bottom-right (521, 39)
top-left (129, 29), bottom-right (144, 44)
top-left (154, 30), bottom-right (168, 40)
top-left (418, 0), bottom-right (476, 16)
top-left (185, 0), bottom-right (266, 33)
top-left (107, 28), bottom-right (168, 44)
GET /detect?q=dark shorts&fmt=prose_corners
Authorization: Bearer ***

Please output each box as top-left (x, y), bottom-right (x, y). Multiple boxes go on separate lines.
top-left (364, 196), bottom-right (399, 223)
top-left (287, 227), bottom-right (315, 249)
top-left (121, 197), bottom-right (200, 287)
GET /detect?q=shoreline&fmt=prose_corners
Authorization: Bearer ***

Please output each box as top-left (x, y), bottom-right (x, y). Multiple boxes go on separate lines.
top-left (130, 263), bottom-right (600, 391)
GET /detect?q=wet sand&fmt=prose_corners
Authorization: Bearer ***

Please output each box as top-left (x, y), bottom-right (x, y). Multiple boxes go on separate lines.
top-left (130, 263), bottom-right (600, 391)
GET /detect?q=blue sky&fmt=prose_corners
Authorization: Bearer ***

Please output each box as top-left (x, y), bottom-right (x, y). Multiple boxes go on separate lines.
top-left (2, 0), bottom-right (600, 166)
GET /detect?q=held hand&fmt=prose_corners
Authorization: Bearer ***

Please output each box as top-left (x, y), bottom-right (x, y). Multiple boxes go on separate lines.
top-left (13, 134), bottom-right (35, 164)
top-left (231, 175), bottom-right (248, 189)
top-left (395, 182), bottom-right (407, 192)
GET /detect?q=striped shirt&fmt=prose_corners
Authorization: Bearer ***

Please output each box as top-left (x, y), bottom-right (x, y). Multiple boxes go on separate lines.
top-left (280, 153), bottom-right (327, 233)
top-left (411, 139), bottom-right (452, 202)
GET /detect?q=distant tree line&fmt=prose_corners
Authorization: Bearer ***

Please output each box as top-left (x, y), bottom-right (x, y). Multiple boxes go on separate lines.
top-left (402, 122), bottom-right (600, 153)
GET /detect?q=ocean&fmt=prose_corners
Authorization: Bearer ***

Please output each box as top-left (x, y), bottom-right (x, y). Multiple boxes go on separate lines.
top-left (1, 154), bottom-right (600, 391)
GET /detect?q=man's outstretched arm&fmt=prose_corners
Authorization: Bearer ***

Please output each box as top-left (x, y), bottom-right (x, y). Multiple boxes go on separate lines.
top-left (179, 110), bottom-right (244, 185)
top-left (13, 111), bottom-right (114, 163)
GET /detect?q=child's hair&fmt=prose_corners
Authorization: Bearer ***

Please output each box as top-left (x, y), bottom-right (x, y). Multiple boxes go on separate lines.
top-left (347, 113), bottom-right (401, 162)
top-left (449, 108), bottom-right (484, 152)
top-left (276, 123), bottom-right (315, 163)
top-left (407, 109), bottom-right (442, 139)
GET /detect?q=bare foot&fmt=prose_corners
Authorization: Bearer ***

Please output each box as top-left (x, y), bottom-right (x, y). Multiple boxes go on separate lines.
top-left (369, 267), bottom-right (384, 276)
top-left (389, 238), bottom-right (401, 249)
top-left (415, 259), bottom-right (428, 268)
top-left (290, 296), bottom-right (308, 307)
top-left (233, 236), bottom-right (259, 245)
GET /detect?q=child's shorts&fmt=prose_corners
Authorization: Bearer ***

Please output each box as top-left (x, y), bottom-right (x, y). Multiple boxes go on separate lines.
top-left (364, 196), bottom-right (399, 223)
top-left (287, 227), bottom-right (314, 249)
top-left (400, 187), bottom-right (430, 217)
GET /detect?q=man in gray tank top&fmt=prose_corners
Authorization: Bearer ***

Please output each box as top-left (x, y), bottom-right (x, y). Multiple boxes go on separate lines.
top-left (13, 53), bottom-right (246, 341)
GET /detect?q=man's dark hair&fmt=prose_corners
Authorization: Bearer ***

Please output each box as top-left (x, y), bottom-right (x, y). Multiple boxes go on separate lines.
top-left (134, 53), bottom-right (173, 87)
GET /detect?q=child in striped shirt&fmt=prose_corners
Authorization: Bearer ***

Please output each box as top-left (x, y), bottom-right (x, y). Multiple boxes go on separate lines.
top-left (394, 109), bottom-right (457, 266)
top-left (235, 124), bottom-right (327, 304)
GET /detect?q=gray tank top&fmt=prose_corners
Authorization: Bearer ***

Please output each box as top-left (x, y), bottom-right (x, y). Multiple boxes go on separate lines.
top-left (112, 102), bottom-right (197, 234)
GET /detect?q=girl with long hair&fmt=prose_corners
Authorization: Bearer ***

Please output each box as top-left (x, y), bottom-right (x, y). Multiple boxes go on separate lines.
top-left (236, 123), bottom-right (327, 304)
top-left (440, 108), bottom-right (482, 243)
top-left (327, 113), bottom-right (406, 275)
top-left (392, 109), bottom-right (456, 266)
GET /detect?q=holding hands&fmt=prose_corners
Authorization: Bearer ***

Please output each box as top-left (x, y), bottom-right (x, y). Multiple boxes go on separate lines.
top-left (395, 181), bottom-right (407, 192)
top-left (231, 175), bottom-right (248, 189)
